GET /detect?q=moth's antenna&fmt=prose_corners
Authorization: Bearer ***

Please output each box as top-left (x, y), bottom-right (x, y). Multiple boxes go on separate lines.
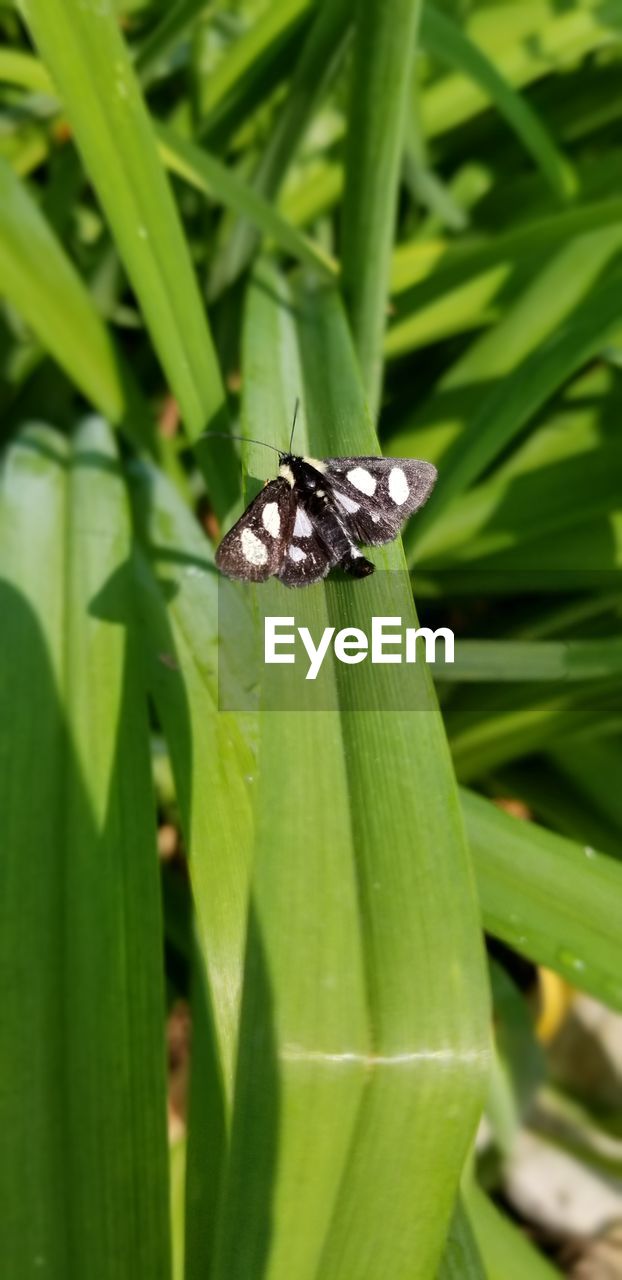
top-left (199, 431), bottom-right (281, 456)
top-left (289, 398), bottom-right (300, 453)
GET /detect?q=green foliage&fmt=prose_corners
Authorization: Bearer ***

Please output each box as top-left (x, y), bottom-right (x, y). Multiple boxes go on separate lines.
top-left (1, 0), bottom-right (621, 1277)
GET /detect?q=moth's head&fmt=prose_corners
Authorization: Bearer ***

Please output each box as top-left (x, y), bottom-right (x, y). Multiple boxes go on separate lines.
top-left (278, 450), bottom-right (295, 465)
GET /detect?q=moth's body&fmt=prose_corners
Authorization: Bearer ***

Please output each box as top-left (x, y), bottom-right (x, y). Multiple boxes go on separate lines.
top-left (216, 449), bottom-right (437, 588)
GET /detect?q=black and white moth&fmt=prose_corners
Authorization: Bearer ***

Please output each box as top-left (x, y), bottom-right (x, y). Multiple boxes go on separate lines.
top-left (215, 443), bottom-right (437, 588)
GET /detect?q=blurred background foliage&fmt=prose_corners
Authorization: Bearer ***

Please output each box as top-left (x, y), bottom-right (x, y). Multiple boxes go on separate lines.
top-left (1, 0), bottom-right (621, 1277)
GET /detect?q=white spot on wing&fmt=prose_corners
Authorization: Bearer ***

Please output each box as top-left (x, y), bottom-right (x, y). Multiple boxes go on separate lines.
top-left (289, 545), bottom-right (307, 562)
top-left (294, 508), bottom-right (313, 537)
top-left (241, 528), bottom-right (268, 566)
top-left (262, 502), bottom-right (280, 537)
top-left (347, 466), bottom-right (376, 496)
top-left (335, 491), bottom-right (360, 514)
top-left (389, 466), bottom-right (409, 505)
top-left (350, 548), bottom-right (362, 558)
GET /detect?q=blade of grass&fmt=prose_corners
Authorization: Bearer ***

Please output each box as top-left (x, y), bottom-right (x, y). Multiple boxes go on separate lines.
top-left (19, 0), bottom-right (237, 513)
top-left (422, 0), bottom-right (617, 141)
top-left (465, 1182), bottom-right (561, 1280)
top-left (129, 455), bottom-right (256, 1279)
top-left (0, 418), bottom-right (171, 1278)
top-left (421, 5), bottom-right (576, 201)
top-left (550, 738), bottom-right (622, 845)
top-left (414, 372), bottom-right (622, 565)
top-left (386, 198), bottom-right (622, 354)
top-left (155, 122), bottom-right (338, 279)
top-left (436, 637), bottom-right (622, 683)
top-left (494, 761), bottom-right (622, 864)
top-left (402, 93), bottom-right (468, 233)
top-left (463, 786), bottom-right (622, 1011)
top-left (211, 261), bottom-right (490, 1280)
top-left (200, 0), bottom-right (313, 145)
top-left (417, 513), bottom-right (622, 596)
top-left (133, 0), bottom-right (210, 83)
top-left (207, 0), bottom-right (351, 298)
top-left (169, 1134), bottom-right (185, 1280)
top-left (391, 226), bottom-right (622, 520)
top-left (409, 262), bottom-right (622, 557)
top-left (437, 1200), bottom-right (487, 1280)
top-left (130, 458), bottom-right (253, 1095)
top-left (0, 157), bottom-right (124, 422)
top-left (0, 46), bottom-right (55, 94)
top-left (390, 197), bottom-right (622, 297)
top-left (448, 676), bottom-right (622, 780)
top-left (280, 158), bottom-right (343, 228)
top-left (341, 0), bottom-right (423, 418)
top-left (386, 263), bottom-right (511, 356)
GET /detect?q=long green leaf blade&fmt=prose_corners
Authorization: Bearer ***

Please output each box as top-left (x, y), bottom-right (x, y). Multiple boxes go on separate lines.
top-left (156, 123), bottom-right (338, 280)
top-left (437, 1201), bottom-right (487, 1280)
top-left (466, 1183), bottom-right (560, 1279)
top-left (341, 0), bottom-right (423, 417)
top-left (410, 266), bottom-right (622, 554)
top-left (212, 263), bottom-right (490, 1280)
top-left (131, 460), bottom-right (253, 1093)
top-left (437, 638), bottom-right (622, 683)
top-left (209, 0), bottom-right (351, 298)
top-left (19, 0), bottom-right (237, 511)
top-left (129, 461), bottom-right (255, 1278)
top-left (0, 418), bottom-right (170, 1278)
top-left (0, 158), bottom-right (124, 420)
top-left (421, 6), bottom-right (576, 200)
top-left (463, 787), bottom-right (622, 1011)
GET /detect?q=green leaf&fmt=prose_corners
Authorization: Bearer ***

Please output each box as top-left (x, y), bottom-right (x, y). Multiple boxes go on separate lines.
top-left (208, 0), bottom-right (351, 298)
top-left (156, 122), bottom-right (338, 280)
top-left (200, 0), bottom-right (313, 145)
top-left (495, 759), bottom-right (622, 864)
top-left (409, 264), bottom-right (622, 557)
top-left (0, 418), bottom-right (170, 1278)
top-left (169, 1134), bottom-right (185, 1280)
top-left (390, 197), bottom-right (622, 298)
top-left (414, 368), bottom-right (622, 566)
top-left (463, 787), bottom-right (622, 1011)
top-left (19, 0), bottom-right (237, 512)
top-left (421, 6), bottom-right (576, 200)
top-left (341, 0), bottom-right (423, 418)
top-left (133, 0), bottom-right (208, 83)
top-left (129, 456), bottom-right (255, 1279)
top-left (448, 678), bottom-right (622, 780)
top-left (130, 460), bottom-right (253, 1095)
top-left (0, 47), bottom-right (55, 94)
top-left (0, 157), bottom-right (124, 421)
top-left (211, 262), bottom-right (490, 1280)
top-left (390, 227), bottom-right (622, 521)
top-left (421, 0), bottom-right (617, 142)
top-left (386, 196), bottom-right (622, 356)
top-left (487, 961), bottom-right (545, 1155)
top-left (465, 1182), bottom-right (561, 1280)
top-left (551, 738), bottom-right (622, 850)
top-left (436, 637), bottom-right (622, 683)
top-left (437, 1200), bottom-right (487, 1280)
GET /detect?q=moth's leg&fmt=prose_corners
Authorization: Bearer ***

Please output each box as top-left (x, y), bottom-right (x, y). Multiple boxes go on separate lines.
top-left (338, 546), bottom-right (374, 578)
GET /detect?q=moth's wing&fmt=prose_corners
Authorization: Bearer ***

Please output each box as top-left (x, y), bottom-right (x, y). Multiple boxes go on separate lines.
top-left (215, 478), bottom-right (295, 582)
top-left (322, 457), bottom-right (437, 545)
top-left (277, 502), bottom-right (334, 587)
